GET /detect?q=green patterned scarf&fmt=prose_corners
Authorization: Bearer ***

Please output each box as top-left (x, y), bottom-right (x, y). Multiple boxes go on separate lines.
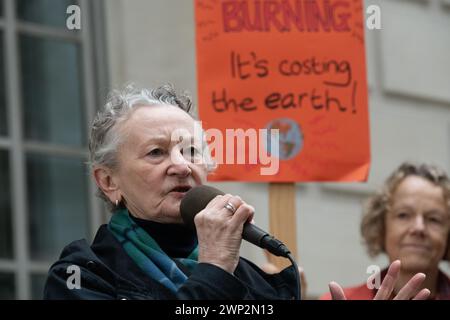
top-left (108, 208), bottom-right (198, 293)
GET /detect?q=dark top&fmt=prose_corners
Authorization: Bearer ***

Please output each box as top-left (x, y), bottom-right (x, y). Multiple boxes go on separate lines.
top-left (130, 215), bottom-right (197, 258)
top-left (43, 225), bottom-right (297, 300)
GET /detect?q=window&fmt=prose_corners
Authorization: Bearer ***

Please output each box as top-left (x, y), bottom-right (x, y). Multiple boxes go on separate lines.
top-left (20, 35), bottom-right (85, 147)
top-left (0, 150), bottom-right (12, 259)
top-left (0, 0), bottom-right (107, 299)
top-left (0, 31), bottom-right (6, 136)
top-left (0, 273), bottom-right (15, 299)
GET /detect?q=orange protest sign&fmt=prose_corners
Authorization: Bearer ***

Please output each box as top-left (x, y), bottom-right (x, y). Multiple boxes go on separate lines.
top-left (195, 0), bottom-right (370, 182)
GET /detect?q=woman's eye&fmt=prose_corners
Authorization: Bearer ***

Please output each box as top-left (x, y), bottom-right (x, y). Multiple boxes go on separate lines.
top-left (190, 146), bottom-right (200, 156)
top-left (396, 212), bottom-right (410, 219)
top-left (182, 146), bottom-right (200, 157)
top-left (427, 216), bottom-right (442, 224)
top-left (148, 148), bottom-right (165, 157)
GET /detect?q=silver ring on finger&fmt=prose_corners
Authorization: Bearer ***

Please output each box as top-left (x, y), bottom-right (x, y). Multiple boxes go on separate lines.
top-left (224, 202), bottom-right (236, 214)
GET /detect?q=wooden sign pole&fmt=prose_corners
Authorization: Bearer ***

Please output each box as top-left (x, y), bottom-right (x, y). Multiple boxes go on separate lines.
top-left (268, 182), bottom-right (297, 270)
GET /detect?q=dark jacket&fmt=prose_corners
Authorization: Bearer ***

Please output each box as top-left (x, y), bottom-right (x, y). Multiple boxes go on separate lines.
top-left (44, 225), bottom-right (297, 300)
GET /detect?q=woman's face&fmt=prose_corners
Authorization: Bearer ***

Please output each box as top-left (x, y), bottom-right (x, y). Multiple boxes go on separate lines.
top-left (385, 175), bottom-right (450, 273)
top-left (112, 105), bottom-right (208, 223)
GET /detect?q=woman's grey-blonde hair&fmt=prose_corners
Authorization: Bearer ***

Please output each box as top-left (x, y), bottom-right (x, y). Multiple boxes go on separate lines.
top-left (88, 83), bottom-right (213, 211)
top-left (361, 162), bottom-right (450, 261)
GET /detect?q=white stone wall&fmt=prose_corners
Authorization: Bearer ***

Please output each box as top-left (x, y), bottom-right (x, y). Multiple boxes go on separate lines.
top-left (104, 0), bottom-right (450, 298)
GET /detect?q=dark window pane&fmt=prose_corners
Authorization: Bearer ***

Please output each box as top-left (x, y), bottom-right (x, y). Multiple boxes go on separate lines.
top-left (31, 274), bottom-right (47, 300)
top-left (27, 153), bottom-right (89, 261)
top-left (0, 31), bottom-right (7, 136)
top-left (0, 150), bottom-right (12, 259)
top-left (17, 0), bottom-right (78, 28)
top-left (20, 35), bottom-right (85, 147)
top-left (0, 273), bottom-right (15, 299)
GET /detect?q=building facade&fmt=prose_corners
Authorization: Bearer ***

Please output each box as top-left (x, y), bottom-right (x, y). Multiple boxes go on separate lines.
top-left (0, 0), bottom-right (449, 299)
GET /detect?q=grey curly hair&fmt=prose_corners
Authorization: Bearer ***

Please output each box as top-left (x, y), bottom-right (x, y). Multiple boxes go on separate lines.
top-left (89, 83), bottom-right (214, 211)
top-left (361, 162), bottom-right (450, 261)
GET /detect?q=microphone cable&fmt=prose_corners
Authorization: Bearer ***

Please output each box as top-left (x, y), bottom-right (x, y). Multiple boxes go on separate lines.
top-left (286, 253), bottom-right (301, 300)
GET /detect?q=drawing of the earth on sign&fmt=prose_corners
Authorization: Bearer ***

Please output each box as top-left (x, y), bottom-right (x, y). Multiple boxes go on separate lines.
top-left (264, 118), bottom-right (303, 160)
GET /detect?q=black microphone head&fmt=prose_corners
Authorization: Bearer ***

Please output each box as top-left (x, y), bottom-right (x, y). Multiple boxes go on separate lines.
top-left (180, 185), bottom-right (225, 231)
top-left (180, 185), bottom-right (290, 258)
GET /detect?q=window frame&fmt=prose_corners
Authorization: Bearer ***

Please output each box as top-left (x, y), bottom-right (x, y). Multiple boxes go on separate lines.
top-left (0, 0), bottom-right (107, 299)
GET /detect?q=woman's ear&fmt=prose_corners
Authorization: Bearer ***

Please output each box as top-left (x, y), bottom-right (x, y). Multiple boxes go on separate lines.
top-left (93, 166), bottom-right (121, 203)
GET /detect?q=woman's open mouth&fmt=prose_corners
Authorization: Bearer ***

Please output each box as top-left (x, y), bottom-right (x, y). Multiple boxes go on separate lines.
top-left (168, 186), bottom-right (192, 197)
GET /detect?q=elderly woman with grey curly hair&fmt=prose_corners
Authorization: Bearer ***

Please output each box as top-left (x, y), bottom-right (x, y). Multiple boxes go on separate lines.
top-left (321, 162), bottom-right (450, 300)
top-left (43, 83), bottom-right (300, 300)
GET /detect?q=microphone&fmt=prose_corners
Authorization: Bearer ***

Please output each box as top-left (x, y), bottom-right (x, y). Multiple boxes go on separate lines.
top-left (180, 185), bottom-right (291, 258)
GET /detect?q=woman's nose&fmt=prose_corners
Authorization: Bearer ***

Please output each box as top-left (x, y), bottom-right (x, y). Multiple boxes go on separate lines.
top-left (410, 215), bottom-right (426, 233)
top-left (167, 149), bottom-right (192, 177)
